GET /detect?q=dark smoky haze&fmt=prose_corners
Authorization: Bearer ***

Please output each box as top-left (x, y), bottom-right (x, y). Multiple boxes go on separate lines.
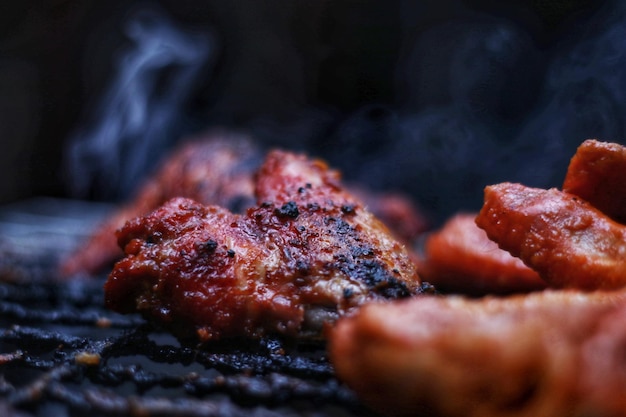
top-left (0, 0), bottom-right (623, 225)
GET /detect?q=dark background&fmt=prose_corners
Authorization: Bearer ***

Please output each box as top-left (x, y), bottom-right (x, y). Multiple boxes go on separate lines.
top-left (0, 0), bottom-right (618, 224)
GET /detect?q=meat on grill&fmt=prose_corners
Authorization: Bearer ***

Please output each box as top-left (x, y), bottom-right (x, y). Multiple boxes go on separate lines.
top-left (418, 213), bottom-right (546, 296)
top-left (563, 139), bottom-right (626, 224)
top-left (329, 290), bottom-right (626, 417)
top-left (476, 182), bottom-right (626, 290)
top-left (60, 130), bottom-right (262, 277)
top-left (60, 132), bottom-right (428, 278)
top-left (104, 150), bottom-right (423, 341)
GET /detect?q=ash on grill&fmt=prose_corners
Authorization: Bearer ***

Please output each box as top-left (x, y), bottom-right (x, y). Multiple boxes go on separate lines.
top-left (0, 199), bottom-right (377, 417)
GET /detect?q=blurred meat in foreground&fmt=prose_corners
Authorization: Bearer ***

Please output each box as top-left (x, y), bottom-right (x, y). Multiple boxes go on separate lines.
top-left (330, 291), bottom-right (626, 417)
top-left (105, 150), bottom-right (425, 341)
top-left (418, 213), bottom-right (546, 296)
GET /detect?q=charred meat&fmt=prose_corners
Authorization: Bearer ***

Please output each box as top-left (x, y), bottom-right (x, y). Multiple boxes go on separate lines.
top-left (61, 131), bottom-right (427, 278)
top-left (105, 150), bottom-right (423, 341)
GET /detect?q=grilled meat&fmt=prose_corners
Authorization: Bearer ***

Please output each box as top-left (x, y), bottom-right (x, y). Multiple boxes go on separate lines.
top-left (329, 290), bottom-right (626, 417)
top-left (60, 131), bottom-right (427, 278)
top-left (105, 150), bottom-right (423, 341)
top-left (563, 139), bottom-right (626, 224)
top-left (476, 182), bottom-right (626, 290)
top-left (419, 213), bottom-right (545, 296)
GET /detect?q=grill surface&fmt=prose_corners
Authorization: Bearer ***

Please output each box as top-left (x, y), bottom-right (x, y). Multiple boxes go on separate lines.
top-left (0, 199), bottom-right (376, 417)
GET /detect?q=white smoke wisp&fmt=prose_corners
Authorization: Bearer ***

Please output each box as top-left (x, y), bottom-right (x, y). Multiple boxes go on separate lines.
top-left (65, 6), bottom-right (212, 200)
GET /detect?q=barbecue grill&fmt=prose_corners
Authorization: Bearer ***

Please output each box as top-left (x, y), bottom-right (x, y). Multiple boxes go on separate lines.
top-left (1, 2), bottom-right (617, 416)
top-left (0, 199), bottom-right (376, 417)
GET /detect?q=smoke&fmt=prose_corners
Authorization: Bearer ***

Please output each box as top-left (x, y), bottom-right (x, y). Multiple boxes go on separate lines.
top-left (327, 1), bottom-right (626, 224)
top-left (62, 1), bottom-right (626, 224)
top-left (326, 16), bottom-right (544, 222)
top-left (504, 1), bottom-right (626, 191)
top-left (65, 5), bottom-right (212, 200)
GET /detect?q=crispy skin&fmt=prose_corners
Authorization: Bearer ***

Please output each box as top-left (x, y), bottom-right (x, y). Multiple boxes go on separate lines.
top-left (105, 151), bottom-right (422, 341)
top-left (60, 131), bottom-right (261, 277)
top-left (476, 182), bottom-right (626, 290)
top-left (563, 139), bottom-right (626, 224)
top-left (419, 213), bottom-right (545, 295)
top-left (329, 291), bottom-right (626, 417)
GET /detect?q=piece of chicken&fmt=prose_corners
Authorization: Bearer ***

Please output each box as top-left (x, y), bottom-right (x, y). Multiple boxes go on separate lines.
top-left (60, 131), bottom-right (428, 278)
top-left (329, 290), bottom-right (626, 417)
top-left (475, 182), bottom-right (626, 290)
top-left (419, 213), bottom-right (545, 296)
top-left (563, 139), bottom-right (626, 224)
top-left (104, 150), bottom-right (424, 341)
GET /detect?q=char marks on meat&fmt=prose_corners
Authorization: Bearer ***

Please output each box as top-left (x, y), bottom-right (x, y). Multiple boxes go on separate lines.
top-left (105, 150), bottom-right (423, 341)
top-left (334, 186), bottom-right (429, 244)
top-left (60, 131), bottom-right (428, 278)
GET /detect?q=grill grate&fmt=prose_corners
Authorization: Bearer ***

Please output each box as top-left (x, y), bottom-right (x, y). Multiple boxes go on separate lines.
top-left (0, 199), bottom-right (377, 417)
top-left (1, 279), bottom-right (374, 417)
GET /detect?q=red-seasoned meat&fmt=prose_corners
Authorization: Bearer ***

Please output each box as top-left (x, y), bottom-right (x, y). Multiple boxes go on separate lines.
top-left (105, 150), bottom-right (423, 341)
top-left (476, 182), bottom-right (626, 290)
top-left (60, 131), bottom-right (428, 277)
top-left (563, 139), bottom-right (626, 224)
top-left (329, 290), bottom-right (626, 417)
top-left (419, 213), bottom-right (545, 295)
